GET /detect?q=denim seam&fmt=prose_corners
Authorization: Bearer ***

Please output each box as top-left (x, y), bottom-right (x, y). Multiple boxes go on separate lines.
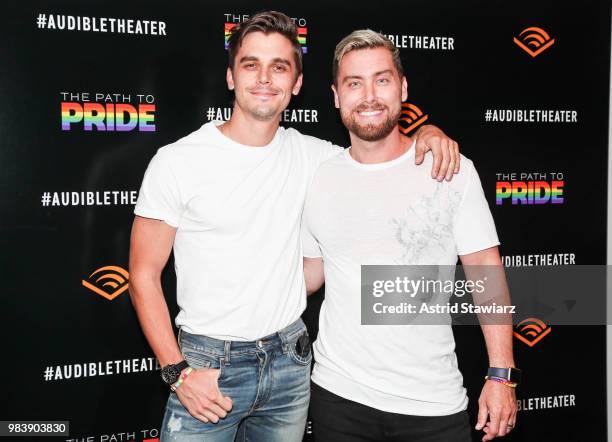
top-left (180, 344), bottom-right (254, 357)
top-left (278, 326), bottom-right (305, 348)
top-left (248, 350), bottom-right (267, 414)
top-left (288, 345), bottom-right (312, 365)
top-left (181, 351), bottom-right (212, 369)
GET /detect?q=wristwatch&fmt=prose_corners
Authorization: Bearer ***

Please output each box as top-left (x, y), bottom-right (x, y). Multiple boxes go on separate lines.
top-left (161, 360), bottom-right (190, 385)
top-left (487, 367), bottom-right (522, 385)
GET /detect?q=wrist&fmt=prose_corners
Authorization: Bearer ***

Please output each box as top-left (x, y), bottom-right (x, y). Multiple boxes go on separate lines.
top-left (487, 366), bottom-right (522, 385)
top-left (160, 360), bottom-right (190, 385)
top-left (171, 367), bottom-right (193, 392)
top-left (488, 359), bottom-right (515, 368)
top-left (485, 375), bottom-right (517, 388)
top-left (159, 354), bottom-right (185, 367)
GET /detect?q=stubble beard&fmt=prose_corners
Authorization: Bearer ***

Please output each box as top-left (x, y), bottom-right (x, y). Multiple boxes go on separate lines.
top-left (241, 84), bottom-right (287, 122)
top-left (341, 102), bottom-right (401, 142)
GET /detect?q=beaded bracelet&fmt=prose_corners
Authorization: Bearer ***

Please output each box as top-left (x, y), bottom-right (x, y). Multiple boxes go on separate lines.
top-left (171, 367), bottom-right (193, 392)
top-left (485, 375), bottom-right (517, 388)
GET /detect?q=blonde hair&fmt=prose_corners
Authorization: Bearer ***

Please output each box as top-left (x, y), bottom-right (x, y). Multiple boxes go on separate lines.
top-left (332, 29), bottom-right (404, 85)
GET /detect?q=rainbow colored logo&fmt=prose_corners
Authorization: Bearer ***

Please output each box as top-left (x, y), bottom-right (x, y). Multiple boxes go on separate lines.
top-left (496, 181), bottom-right (564, 205)
top-left (61, 102), bottom-right (155, 132)
top-left (297, 27), bottom-right (308, 54)
top-left (224, 23), bottom-right (308, 53)
top-left (224, 23), bottom-right (237, 49)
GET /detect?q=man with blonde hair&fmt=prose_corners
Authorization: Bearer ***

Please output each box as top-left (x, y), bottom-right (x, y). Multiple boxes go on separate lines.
top-left (303, 30), bottom-right (519, 442)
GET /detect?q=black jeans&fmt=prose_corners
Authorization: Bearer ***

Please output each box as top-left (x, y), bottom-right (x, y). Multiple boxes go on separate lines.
top-left (310, 382), bottom-right (472, 442)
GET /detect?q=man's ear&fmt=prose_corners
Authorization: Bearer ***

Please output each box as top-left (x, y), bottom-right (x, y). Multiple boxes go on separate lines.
top-left (292, 73), bottom-right (303, 95)
top-left (401, 76), bottom-right (408, 102)
top-left (226, 67), bottom-right (235, 91)
top-left (331, 84), bottom-right (340, 109)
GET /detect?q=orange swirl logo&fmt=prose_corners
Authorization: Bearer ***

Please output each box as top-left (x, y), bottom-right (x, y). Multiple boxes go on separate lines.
top-left (82, 265), bottom-right (130, 301)
top-left (398, 102), bottom-right (429, 135)
top-left (513, 317), bottom-right (552, 347)
top-left (513, 27), bottom-right (555, 58)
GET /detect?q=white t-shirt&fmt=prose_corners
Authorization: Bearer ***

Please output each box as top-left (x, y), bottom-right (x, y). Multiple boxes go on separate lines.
top-left (135, 121), bottom-right (341, 340)
top-left (302, 143), bottom-right (500, 415)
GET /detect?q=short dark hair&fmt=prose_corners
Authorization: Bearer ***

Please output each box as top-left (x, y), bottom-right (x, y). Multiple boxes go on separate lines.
top-left (227, 11), bottom-right (303, 76)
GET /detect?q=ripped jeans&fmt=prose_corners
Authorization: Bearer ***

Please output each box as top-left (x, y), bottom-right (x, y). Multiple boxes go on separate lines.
top-left (161, 318), bottom-right (311, 442)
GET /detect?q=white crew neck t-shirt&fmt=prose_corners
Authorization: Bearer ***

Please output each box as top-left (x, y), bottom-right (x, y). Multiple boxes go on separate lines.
top-left (135, 121), bottom-right (341, 341)
top-left (302, 143), bottom-right (500, 416)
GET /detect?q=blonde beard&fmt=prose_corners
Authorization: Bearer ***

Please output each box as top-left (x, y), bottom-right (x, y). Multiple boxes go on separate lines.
top-left (341, 107), bottom-right (401, 142)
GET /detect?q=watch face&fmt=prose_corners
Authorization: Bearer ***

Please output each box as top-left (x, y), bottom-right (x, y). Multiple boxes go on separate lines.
top-left (161, 365), bottom-right (180, 384)
top-left (510, 368), bottom-right (522, 383)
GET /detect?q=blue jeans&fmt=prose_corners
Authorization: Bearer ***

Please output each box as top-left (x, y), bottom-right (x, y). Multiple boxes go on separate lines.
top-left (161, 318), bottom-right (312, 442)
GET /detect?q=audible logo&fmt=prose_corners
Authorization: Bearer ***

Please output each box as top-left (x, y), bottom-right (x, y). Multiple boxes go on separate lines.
top-left (398, 103), bottom-right (428, 135)
top-left (82, 266), bottom-right (129, 301)
top-left (513, 27), bottom-right (555, 58)
top-left (514, 317), bottom-right (552, 347)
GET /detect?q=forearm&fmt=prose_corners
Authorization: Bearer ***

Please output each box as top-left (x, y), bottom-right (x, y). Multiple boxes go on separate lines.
top-left (304, 271), bottom-right (324, 295)
top-left (129, 274), bottom-right (183, 367)
top-left (473, 272), bottom-right (515, 367)
top-left (481, 324), bottom-right (515, 367)
top-left (303, 257), bottom-right (324, 295)
top-left (461, 247), bottom-right (515, 367)
top-left (413, 123), bottom-right (440, 138)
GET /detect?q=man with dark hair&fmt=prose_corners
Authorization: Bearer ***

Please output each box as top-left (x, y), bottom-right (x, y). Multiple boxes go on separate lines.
top-left (129, 11), bottom-right (460, 442)
top-left (227, 11), bottom-right (303, 78)
top-left (303, 29), bottom-right (518, 442)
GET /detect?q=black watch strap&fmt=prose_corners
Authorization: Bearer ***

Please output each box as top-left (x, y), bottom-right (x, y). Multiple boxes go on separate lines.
top-left (174, 360), bottom-right (189, 373)
top-left (487, 367), bottom-right (522, 384)
top-left (161, 360), bottom-right (190, 385)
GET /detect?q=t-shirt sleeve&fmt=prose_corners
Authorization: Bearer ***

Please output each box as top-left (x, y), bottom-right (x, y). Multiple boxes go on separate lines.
top-left (308, 136), bottom-right (344, 167)
top-left (134, 150), bottom-right (183, 227)
top-left (301, 212), bottom-right (322, 258)
top-left (323, 143), bottom-right (345, 162)
top-left (295, 130), bottom-right (344, 175)
top-left (453, 161), bottom-right (500, 255)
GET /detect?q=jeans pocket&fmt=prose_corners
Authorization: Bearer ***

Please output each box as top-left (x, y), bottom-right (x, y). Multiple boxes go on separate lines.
top-left (182, 348), bottom-right (225, 380)
top-left (288, 331), bottom-right (312, 366)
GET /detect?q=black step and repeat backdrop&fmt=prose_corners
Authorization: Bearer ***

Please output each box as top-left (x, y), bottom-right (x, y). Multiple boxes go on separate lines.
top-left (1, 1), bottom-right (610, 441)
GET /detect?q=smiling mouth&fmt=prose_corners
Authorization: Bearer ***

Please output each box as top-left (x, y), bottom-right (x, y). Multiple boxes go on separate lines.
top-left (250, 89), bottom-right (278, 98)
top-left (357, 109), bottom-right (385, 117)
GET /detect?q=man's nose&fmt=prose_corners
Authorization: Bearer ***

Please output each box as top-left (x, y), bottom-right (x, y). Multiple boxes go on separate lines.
top-left (257, 68), bottom-right (271, 84)
top-left (362, 82), bottom-right (377, 102)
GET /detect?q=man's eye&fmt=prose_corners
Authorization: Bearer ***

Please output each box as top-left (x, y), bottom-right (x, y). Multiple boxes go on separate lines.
top-left (273, 64), bottom-right (287, 72)
top-left (349, 81), bottom-right (360, 88)
top-left (377, 78), bottom-right (390, 85)
top-left (244, 63), bottom-right (257, 69)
